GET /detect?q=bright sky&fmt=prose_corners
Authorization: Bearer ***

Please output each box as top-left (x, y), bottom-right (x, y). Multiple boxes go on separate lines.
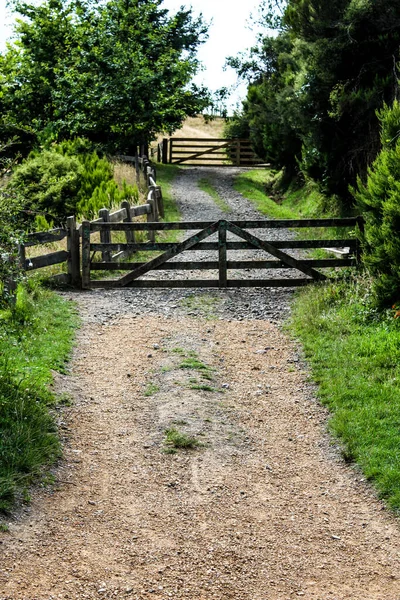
top-left (0, 0), bottom-right (261, 110)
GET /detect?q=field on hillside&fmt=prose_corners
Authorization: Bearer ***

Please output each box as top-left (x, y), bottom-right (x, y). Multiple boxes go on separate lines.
top-left (159, 115), bottom-right (226, 141)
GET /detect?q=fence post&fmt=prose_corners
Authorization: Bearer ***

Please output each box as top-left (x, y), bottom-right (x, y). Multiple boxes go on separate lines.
top-left (67, 216), bottom-right (81, 287)
top-left (169, 138), bottom-right (173, 164)
top-left (236, 139), bottom-right (241, 166)
top-left (162, 138), bottom-right (168, 164)
top-left (17, 243), bottom-right (26, 270)
top-left (81, 220), bottom-right (91, 290)
top-left (147, 189), bottom-right (157, 243)
top-left (155, 186), bottom-right (164, 218)
top-left (121, 200), bottom-right (135, 258)
top-left (218, 220), bottom-right (227, 288)
top-left (99, 208), bottom-right (111, 262)
top-left (135, 154), bottom-right (140, 185)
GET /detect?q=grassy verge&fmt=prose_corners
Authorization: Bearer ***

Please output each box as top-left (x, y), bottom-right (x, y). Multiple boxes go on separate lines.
top-left (291, 278), bottom-right (400, 511)
top-left (197, 177), bottom-right (230, 212)
top-left (238, 170), bottom-right (400, 513)
top-left (234, 169), bottom-right (327, 219)
top-left (0, 282), bottom-right (78, 514)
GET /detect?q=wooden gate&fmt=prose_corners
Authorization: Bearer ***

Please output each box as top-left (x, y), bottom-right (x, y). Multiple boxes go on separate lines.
top-left (166, 138), bottom-right (263, 167)
top-left (81, 217), bottom-right (362, 289)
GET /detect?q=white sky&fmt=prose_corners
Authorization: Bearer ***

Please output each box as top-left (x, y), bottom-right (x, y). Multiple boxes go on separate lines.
top-left (0, 0), bottom-right (261, 110)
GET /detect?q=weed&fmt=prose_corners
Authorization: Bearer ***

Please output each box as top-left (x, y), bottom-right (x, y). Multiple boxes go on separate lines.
top-left (180, 294), bottom-right (220, 319)
top-left (144, 383), bottom-right (160, 397)
top-left (164, 427), bottom-right (200, 450)
top-left (0, 523), bottom-right (9, 532)
top-left (190, 383), bottom-right (218, 392)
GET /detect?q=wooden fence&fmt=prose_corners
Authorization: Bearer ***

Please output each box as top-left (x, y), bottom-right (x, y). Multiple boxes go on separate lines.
top-left (20, 155), bottom-right (163, 286)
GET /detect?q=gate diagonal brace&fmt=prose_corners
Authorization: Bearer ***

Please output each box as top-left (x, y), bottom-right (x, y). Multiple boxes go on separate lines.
top-left (116, 221), bottom-right (220, 287)
top-left (173, 142), bottom-right (231, 165)
top-left (226, 221), bottom-right (326, 281)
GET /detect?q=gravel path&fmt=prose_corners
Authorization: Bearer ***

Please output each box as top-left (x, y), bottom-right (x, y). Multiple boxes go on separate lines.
top-left (1, 167), bottom-right (400, 600)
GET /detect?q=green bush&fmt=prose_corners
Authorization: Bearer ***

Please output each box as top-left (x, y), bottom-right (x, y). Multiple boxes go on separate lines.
top-left (7, 139), bottom-right (139, 223)
top-left (353, 101), bottom-right (400, 307)
top-left (8, 150), bottom-right (82, 222)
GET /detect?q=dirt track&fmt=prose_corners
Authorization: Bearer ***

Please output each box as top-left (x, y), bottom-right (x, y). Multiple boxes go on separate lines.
top-left (1, 168), bottom-right (400, 599)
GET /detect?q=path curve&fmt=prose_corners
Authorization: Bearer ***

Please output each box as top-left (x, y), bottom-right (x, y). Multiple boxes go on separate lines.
top-left (1, 167), bottom-right (400, 600)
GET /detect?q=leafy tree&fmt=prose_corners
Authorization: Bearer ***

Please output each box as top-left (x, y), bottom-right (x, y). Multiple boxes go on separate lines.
top-left (230, 0), bottom-right (400, 204)
top-left (0, 0), bottom-right (210, 152)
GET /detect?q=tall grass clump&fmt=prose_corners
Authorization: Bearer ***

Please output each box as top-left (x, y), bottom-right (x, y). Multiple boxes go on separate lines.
top-left (290, 275), bottom-right (400, 511)
top-left (0, 281), bottom-right (78, 513)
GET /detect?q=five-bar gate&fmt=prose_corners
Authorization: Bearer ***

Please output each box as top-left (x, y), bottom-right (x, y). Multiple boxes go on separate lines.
top-left (81, 217), bottom-right (363, 289)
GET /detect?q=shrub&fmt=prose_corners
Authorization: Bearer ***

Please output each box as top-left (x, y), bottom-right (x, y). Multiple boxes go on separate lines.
top-left (353, 100), bottom-right (400, 307)
top-left (6, 138), bottom-right (139, 223)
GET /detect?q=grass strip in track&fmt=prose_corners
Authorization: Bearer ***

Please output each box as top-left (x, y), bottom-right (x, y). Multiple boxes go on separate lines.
top-left (197, 177), bottom-right (230, 212)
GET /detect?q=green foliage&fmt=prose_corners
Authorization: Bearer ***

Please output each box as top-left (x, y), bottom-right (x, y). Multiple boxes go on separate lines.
top-left (8, 150), bottom-right (82, 222)
top-left (7, 140), bottom-right (138, 222)
top-left (353, 101), bottom-right (400, 306)
top-left (0, 0), bottom-right (210, 151)
top-left (230, 0), bottom-right (400, 204)
top-left (0, 284), bottom-right (78, 512)
top-left (164, 428), bottom-right (200, 452)
top-left (290, 275), bottom-right (400, 511)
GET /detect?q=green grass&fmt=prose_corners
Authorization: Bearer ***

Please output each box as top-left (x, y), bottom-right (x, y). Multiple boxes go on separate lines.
top-left (234, 169), bottom-right (327, 220)
top-left (197, 177), bottom-right (230, 212)
top-left (163, 427), bottom-right (200, 453)
top-left (179, 294), bottom-right (220, 319)
top-left (144, 382), bottom-right (160, 397)
top-left (0, 282), bottom-right (78, 513)
top-left (290, 276), bottom-right (400, 512)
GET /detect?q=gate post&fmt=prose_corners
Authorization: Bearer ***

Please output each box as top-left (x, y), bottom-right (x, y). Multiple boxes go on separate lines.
top-left (236, 140), bottom-right (241, 166)
top-left (218, 220), bottom-right (227, 288)
top-left (81, 220), bottom-right (91, 290)
top-left (162, 138), bottom-right (168, 164)
top-left (121, 200), bottom-right (135, 258)
top-left (169, 138), bottom-right (173, 164)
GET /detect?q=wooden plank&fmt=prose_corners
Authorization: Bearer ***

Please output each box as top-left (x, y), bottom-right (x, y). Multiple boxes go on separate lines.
top-left (91, 278), bottom-right (312, 289)
top-left (132, 204), bottom-right (151, 216)
top-left (218, 221), bottom-right (227, 287)
top-left (25, 228), bottom-right (67, 246)
top-left (89, 239), bottom-right (358, 252)
top-left (116, 221), bottom-right (219, 286)
top-left (109, 208), bottom-right (127, 223)
top-left (25, 250), bottom-right (69, 270)
top-left (226, 221), bottom-right (326, 281)
top-left (81, 221), bottom-right (91, 289)
top-left (90, 258), bottom-right (357, 271)
top-left (89, 218), bottom-right (360, 232)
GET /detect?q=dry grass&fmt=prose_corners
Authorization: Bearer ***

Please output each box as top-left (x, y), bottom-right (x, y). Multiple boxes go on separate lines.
top-left (155, 115), bottom-right (226, 143)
